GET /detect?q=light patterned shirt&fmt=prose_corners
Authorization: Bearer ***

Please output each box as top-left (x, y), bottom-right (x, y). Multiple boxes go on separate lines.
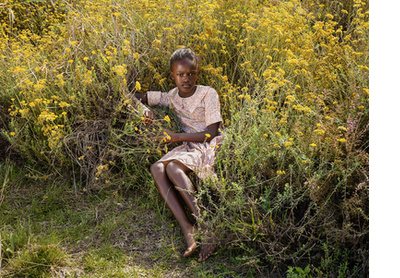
top-left (147, 85), bottom-right (222, 133)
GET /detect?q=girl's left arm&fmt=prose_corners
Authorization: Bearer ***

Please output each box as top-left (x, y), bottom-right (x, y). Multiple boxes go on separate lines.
top-left (157, 122), bottom-right (220, 144)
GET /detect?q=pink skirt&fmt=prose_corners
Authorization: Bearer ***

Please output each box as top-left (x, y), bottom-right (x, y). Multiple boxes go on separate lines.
top-left (158, 134), bottom-right (224, 179)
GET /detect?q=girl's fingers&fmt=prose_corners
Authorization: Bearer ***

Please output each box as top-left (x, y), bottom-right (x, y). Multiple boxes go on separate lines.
top-left (146, 110), bottom-right (154, 119)
top-left (143, 110), bottom-right (154, 125)
top-left (155, 129), bottom-right (173, 143)
top-left (155, 136), bottom-right (169, 144)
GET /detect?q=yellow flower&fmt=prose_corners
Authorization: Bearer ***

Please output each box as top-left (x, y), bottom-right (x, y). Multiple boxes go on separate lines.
top-left (164, 115), bottom-right (171, 122)
top-left (59, 101), bottom-right (70, 108)
top-left (314, 129), bottom-right (325, 135)
top-left (10, 132), bottom-right (16, 136)
top-left (162, 132), bottom-right (171, 141)
top-left (310, 143), bottom-right (317, 147)
top-left (283, 142), bottom-right (292, 147)
top-left (133, 52), bottom-right (140, 59)
top-left (114, 65), bottom-right (126, 76)
top-left (205, 133), bottom-right (211, 138)
top-left (337, 138), bottom-right (347, 143)
top-left (301, 160), bottom-right (307, 164)
top-left (135, 81), bottom-right (141, 91)
top-left (263, 133), bottom-right (268, 138)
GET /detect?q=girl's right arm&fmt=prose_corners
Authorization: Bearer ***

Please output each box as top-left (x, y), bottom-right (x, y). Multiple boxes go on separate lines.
top-left (135, 92), bottom-right (148, 104)
top-left (135, 90), bottom-right (171, 124)
top-left (129, 92), bottom-right (153, 124)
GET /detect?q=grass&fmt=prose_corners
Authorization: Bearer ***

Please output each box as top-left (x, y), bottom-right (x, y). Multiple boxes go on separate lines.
top-left (0, 160), bottom-right (268, 277)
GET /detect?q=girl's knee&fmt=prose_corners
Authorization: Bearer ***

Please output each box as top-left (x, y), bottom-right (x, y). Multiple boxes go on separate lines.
top-left (150, 161), bottom-right (165, 177)
top-left (166, 160), bottom-right (180, 177)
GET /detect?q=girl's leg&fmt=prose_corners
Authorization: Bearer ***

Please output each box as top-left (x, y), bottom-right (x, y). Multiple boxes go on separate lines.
top-left (165, 160), bottom-right (216, 262)
top-left (165, 161), bottom-right (199, 217)
top-left (150, 161), bottom-right (196, 257)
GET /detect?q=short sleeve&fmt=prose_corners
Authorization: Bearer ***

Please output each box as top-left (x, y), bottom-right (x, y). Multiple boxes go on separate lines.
top-left (204, 88), bottom-right (222, 127)
top-left (147, 91), bottom-right (171, 108)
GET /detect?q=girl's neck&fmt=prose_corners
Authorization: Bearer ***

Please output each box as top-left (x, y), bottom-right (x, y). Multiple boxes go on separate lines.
top-left (178, 86), bottom-right (197, 98)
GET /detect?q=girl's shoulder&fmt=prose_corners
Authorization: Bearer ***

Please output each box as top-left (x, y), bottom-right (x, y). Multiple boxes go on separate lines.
top-left (167, 87), bottom-right (179, 95)
top-left (167, 86), bottom-right (217, 95)
top-left (196, 86), bottom-right (218, 97)
top-left (196, 85), bottom-right (216, 92)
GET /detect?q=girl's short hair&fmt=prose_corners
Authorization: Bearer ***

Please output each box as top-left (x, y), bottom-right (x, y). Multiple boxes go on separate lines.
top-left (170, 47), bottom-right (200, 70)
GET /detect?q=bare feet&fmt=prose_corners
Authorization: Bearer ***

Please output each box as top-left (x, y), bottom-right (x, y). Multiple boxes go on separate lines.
top-left (198, 241), bottom-right (216, 262)
top-left (183, 225), bottom-right (197, 258)
top-left (198, 225), bottom-right (216, 262)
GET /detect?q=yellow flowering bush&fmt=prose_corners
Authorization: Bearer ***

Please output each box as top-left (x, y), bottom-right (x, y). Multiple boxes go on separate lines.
top-left (0, 0), bottom-right (368, 275)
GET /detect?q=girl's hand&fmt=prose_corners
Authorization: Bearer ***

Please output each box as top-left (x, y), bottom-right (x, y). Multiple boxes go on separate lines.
top-left (156, 129), bottom-right (179, 144)
top-left (142, 109), bottom-right (154, 125)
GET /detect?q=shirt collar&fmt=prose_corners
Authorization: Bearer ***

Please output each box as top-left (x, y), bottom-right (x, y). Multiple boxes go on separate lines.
top-left (171, 86), bottom-right (208, 113)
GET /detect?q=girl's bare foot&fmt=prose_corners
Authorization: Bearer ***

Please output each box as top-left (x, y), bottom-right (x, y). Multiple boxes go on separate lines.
top-left (198, 241), bottom-right (216, 262)
top-left (183, 225), bottom-right (197, 257)
top-left (198, 225), bottom-right (216, 262)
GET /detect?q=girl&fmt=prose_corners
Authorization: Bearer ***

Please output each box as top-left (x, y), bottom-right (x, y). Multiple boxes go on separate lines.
top-left (135, 47), bottom-right (223, 262)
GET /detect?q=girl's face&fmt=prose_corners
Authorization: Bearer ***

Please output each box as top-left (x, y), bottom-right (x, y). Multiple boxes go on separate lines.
top-left (170, 59), bottom-right (199, 97)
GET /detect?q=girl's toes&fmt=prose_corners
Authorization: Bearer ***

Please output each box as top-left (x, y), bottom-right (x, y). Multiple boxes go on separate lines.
top-left (198, 244), bottom-right (216, 262)
top-left (183, 242), bottom-right (197, 258)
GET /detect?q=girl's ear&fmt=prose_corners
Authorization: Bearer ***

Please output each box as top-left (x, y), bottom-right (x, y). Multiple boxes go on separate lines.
top-left (170, 71), bottom-right (174, 80)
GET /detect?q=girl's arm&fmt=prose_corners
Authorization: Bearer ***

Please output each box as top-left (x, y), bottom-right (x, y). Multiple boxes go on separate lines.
top-left (157, 122), bottom-right (220, 144)
top-left (135, 92), bottom-right (148, 104)
top-left (128, 92), bottom-right (153, 124)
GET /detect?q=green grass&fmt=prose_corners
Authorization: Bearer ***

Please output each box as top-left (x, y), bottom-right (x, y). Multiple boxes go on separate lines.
top-left (0, 160), bottom-right (265, 277)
